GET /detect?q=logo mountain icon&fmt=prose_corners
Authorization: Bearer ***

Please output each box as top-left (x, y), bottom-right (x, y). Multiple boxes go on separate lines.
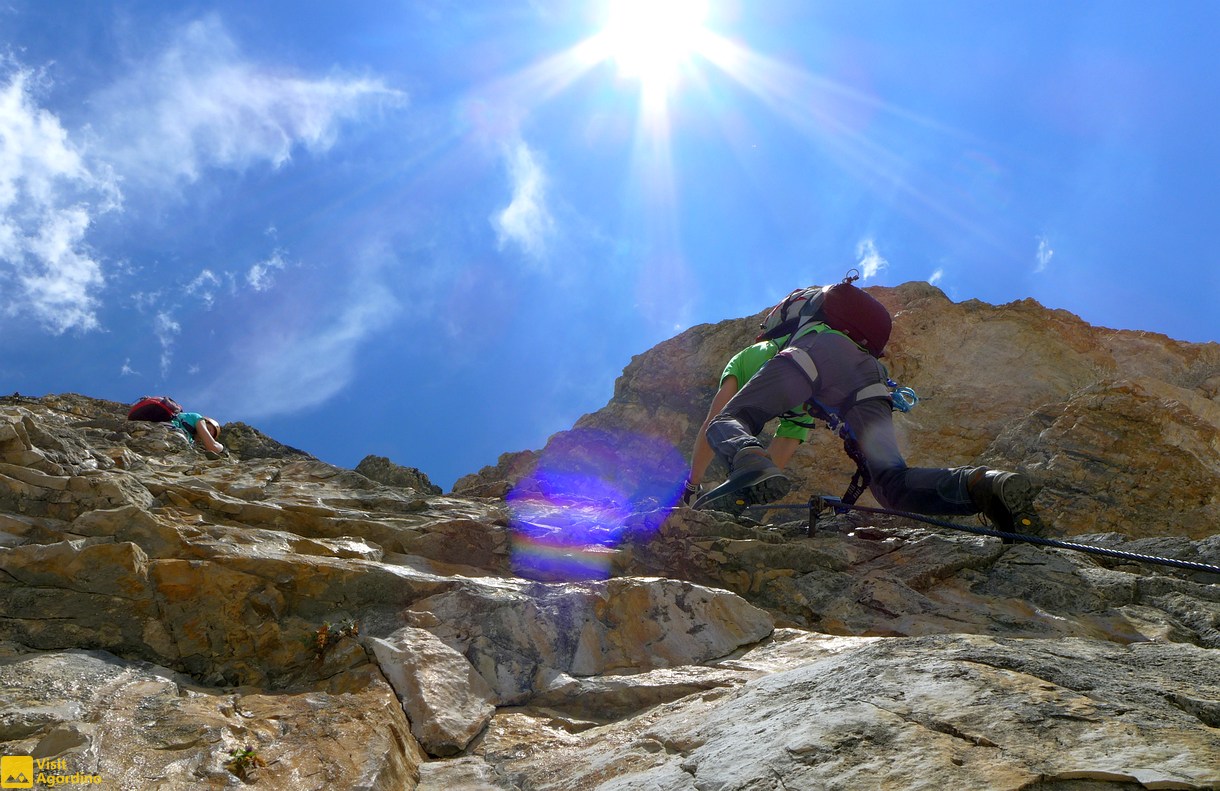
top-left (1, 754), bottom-right (34, 788)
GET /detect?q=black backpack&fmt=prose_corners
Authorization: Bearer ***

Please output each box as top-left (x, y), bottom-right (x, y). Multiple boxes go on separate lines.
top-left (756, 273), bottom-right (892, 358)
top-left (127, 396), bottom-right (183, 422)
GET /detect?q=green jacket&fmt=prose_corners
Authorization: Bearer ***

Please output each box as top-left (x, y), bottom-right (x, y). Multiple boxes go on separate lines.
top-left (721, 339), bottom-right (811, 441)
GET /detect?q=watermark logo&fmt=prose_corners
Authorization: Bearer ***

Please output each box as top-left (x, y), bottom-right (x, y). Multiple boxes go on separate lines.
top-left (1, 756), bottom-right (33, 789)
top-left (1, 756), bottom-right (101, 787)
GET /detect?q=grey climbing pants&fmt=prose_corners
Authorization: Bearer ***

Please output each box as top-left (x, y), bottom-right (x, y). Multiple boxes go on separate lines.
top-left (705, 330), bottom-right (979, 515)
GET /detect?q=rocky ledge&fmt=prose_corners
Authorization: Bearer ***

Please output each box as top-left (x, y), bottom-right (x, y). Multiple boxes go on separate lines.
top-left (2, 385), bottom-right (1218, 789)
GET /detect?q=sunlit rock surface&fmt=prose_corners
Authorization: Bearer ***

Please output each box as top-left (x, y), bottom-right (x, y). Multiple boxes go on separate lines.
top-left (473, 633), bottom-right (1220, 791)
top-left (356, 454), bottom-right (443, 496)
top-left (3, 281), bottom-right (1219, 790)
top-left (454, 282), bottom-right (1220, 540)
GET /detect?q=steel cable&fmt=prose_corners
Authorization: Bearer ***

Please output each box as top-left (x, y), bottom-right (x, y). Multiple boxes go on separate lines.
top-left (745, 498), bottom-right (1220, 576)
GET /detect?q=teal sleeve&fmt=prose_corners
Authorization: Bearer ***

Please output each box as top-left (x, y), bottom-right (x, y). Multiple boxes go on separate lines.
top-left (171, 412), bottom-right (202, 441)
top-left (176, 412), bottom-right (202, 429)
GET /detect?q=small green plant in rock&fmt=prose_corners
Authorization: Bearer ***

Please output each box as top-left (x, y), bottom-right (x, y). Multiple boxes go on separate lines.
top-left (305, 619), bottom-right (360, 658)
top-left (225, 746), bottom-right (267, 780)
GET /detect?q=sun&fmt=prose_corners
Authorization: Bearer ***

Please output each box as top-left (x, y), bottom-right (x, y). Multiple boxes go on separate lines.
top-left (600, 0), bottom-right (709, 91)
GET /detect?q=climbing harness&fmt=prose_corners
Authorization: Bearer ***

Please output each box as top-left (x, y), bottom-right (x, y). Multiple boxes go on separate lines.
top-left (837, 429), bottom-right (871, 509)
top-left (781, 378), bottom-right (920, 509)
top-left (746, 496), bottom-right (1220, 577)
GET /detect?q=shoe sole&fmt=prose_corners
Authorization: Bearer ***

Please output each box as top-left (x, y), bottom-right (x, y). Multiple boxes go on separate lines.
top-left (694, 471), bottom-right (792, 516)
top-left (998, 475), bottom-right (1045, 535)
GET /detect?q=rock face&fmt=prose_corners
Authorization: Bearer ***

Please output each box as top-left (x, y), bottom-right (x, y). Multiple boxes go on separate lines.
top-left (356, 454), bottom-right (442, 496)
top-left (486, 633), bottom-right (1220, 791)
top-left (454, 282), bottom-right (1220, 540)
top-left (0, 395), bottom-right (775, 787)
top-left (2, 282), bottom-right (1219, 791)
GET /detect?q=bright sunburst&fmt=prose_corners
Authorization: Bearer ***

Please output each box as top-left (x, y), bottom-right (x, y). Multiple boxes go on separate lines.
top-left (600, 0), bottom-right (709, 92)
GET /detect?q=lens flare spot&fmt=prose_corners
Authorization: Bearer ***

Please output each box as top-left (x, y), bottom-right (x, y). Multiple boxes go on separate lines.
top-left (507, 427), bottom-right (687, 580)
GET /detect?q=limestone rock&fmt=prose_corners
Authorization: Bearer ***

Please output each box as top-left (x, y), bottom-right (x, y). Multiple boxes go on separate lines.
top-left (451, 282), bottom-right (1220, 540)
top-left (356, 454), bottom-right (442, 495)
top-left (985, 376), bottom-right (1220, 538)
top-left (367, 626), bottom-right (496, 756)
top-left (1, 394), bottom-right (790, 786)
top-left (488, 633), bottom-right (1220, 791)
top-left (615, 507), bottom-right (1220, 642)
top-left (452, 448), bottom-right (541, 498)
top-left (411, 577), bottom-right (775, 704)
top-left (0, 649), bottom-right (423, 790)
top-left (2, 302), bottom-right (1218, 791)
top-left (220, 421), bottom-right (313, 461)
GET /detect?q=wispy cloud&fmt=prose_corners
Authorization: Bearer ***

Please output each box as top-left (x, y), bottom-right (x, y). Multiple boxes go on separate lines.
top-left (928, 267), bottom-right (944, 285)
top-left (95, 16), bottom-right (404, 190)
top-left (0, 66), bottom-right (121, 333)
top-left (185, 268), bottom-right (223, 307)
top-left (154, 310), bottom-right (181, 378)
top-left (246, 251), bottom-right (287, 291)
top-left (3, 17), bottom-right (402, 338)
top-left (1035, 235), bottom-right (1053, 273)
top-left (128, 250), bottom-right (290, 384)
top-left (492, 139), bottom-right (555, 260)
top-left (856, 238), bottom-right (889, 280)
top-left (193, 262), bottom-right (398, 419)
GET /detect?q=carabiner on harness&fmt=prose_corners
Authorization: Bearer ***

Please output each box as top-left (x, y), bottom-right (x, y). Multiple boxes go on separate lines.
top-left (886, 379), bottom-right (919, 413)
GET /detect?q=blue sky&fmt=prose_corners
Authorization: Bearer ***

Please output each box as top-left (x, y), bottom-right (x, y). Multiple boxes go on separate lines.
top-left (2, 1), bottom-right (1217, 490)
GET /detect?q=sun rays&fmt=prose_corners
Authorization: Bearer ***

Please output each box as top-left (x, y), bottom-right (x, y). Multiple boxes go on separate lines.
top-left (517, 5), bottom-right (930, 186)
top-left (694, 34), bottom-right (996, 246)
top-left (464, 1), bottom-right (996, 266)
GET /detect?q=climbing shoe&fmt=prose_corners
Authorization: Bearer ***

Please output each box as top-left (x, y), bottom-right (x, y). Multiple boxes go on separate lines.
top-left (692, 447), bottom-right (791, 516)
top-left (968, 468), bottom-right (1045, 539)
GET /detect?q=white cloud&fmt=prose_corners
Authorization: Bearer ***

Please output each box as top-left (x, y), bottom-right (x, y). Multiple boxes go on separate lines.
top-left (0, 67), bottom-right (120, 333)
top-left (192, 264), bottom-right (398, 419)
top-left (95, 16), bottom-right (404, 190)
top-left (246, 251), bottom-right (287, 291)
top-left (154, 310), bottom-right (181, 377)
top-left (2, 17), bottom-right (402, 338)
top-left (1035, 235), bottom-right (1054, 273)
top-left (855, 238), bottom-right (889, 280)
top-left (492, 140), bottom-right (555, 260)
top-left (130, 289), bottom-right (164, 311)
top-left (928, 267), bottom-right (944, 285)
top-left (185, 268), bottom-right (223, 307)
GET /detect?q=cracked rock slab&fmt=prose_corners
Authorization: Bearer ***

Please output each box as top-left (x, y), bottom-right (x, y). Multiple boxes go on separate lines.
top-left (489, 633), bottom-right (1220, 791)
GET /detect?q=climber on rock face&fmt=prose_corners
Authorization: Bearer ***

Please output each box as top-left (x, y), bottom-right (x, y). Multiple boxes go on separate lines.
top-left (173, 413), bottom-right (226, 455)
top-left (126, 396), bottom-right (226, 456)
top-left (689, 273), bottom-right (1047, 538)
top-left (681, 335), bottom-right (811, 508)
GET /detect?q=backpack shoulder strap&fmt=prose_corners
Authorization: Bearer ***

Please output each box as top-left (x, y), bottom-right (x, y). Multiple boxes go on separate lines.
top-left (756, 286), bottom-right (825, 344)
